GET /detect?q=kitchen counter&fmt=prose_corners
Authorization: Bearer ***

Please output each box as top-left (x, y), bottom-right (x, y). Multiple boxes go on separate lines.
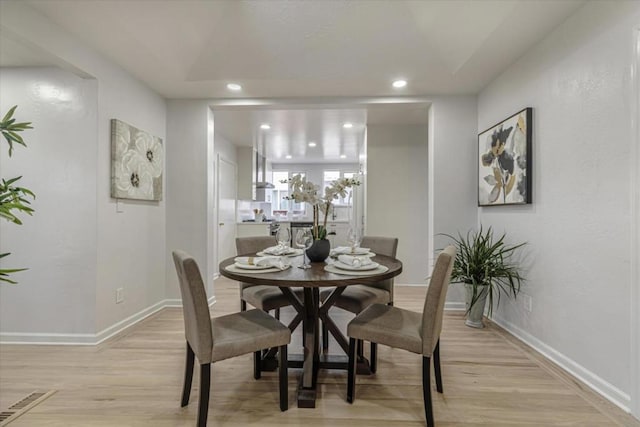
top-left (238, 220), bottom-right (350, 224)
top-left (265, 220), bottom-right (350, 224)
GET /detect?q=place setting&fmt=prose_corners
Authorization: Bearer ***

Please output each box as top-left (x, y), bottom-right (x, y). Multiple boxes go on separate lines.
top-left (256, 226), bottom-right (304, 257)
top-left (257, 246), bottom-right (303, 257)
top-left (325, 230), bottom-right (387, 275)
top-left (225, 255), bottom-right (292, 274)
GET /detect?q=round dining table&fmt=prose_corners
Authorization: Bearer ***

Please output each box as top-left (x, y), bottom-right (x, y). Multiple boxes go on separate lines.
top-left (219, 252), bottom-right (403, 408)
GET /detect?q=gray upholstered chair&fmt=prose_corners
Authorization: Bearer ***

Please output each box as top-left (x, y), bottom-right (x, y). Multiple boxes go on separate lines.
top-left (321, 235), bottom-right (399, 371)
top-left (236, 236), bottom-right (297, 316)
top-left (346, 245), bottom-right (455, 427)
top-left (172, 250), bottom-right (291, 427)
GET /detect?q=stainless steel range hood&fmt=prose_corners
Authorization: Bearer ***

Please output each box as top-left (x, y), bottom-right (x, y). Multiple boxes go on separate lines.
top-left (255, 152), bottom-right (274, 190)
top-left (253, 152), bottom-right (274, 200)
top-left (256, 181), bottom-right (275, 189)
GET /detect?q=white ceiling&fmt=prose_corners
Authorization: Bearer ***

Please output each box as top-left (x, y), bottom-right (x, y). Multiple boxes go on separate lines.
top-left (1, 0), bottom-right (585, 162)
top-left (213, 103), bottom-right (429, 163)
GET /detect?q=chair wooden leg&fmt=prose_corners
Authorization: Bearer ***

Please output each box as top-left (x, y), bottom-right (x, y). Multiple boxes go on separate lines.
top-left (181, 341), bottom-right (195, 407)
top-left (198, 363), bottom-right (211, 427)
top-left (275, 308), bottom-right (281, 320)
top-left (254, 350), bottom-right (261, 379)
top-left (347, 338), bottom-right (357, 403)
top-left (370, 342), bottom-right (377, 373)
top-left (241, 300), bottom-right (247, 311)
top-left (357, 339), bottom-right (364, 359)
top-left (422, 356), bottom-right (434, 427)
top-left (279, 344), bottom-right (288, 411)
top-left (322, 321), bottom-right (329, 352)
top-left (434, 339), bottom-right (443, 393)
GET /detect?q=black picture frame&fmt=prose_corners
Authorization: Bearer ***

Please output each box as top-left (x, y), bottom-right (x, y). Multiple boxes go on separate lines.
top-left (478, 108), bottom-right (532, 206)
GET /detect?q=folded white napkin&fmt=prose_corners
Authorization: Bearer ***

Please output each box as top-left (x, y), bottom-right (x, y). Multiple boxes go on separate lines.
top-left (337, 254), bottom-right (372, 268)
top-left (332, 246), bottom-right (370, 255)
top-left (263, 245), bottom-right (293, 256)
top-left (234, 256), bottom-right (289, 270)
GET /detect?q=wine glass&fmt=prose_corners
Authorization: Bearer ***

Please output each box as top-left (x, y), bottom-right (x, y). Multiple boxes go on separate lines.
top-left (346, 227), bottom-right (361, 253)
top-left (295, 228), bottom-right (314, 269)
top-left (276, 227), bottom-right (291, 251)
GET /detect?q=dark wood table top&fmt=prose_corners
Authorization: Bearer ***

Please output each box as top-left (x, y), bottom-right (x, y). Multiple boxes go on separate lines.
top-left (219, 253), bottom-right (403, 288)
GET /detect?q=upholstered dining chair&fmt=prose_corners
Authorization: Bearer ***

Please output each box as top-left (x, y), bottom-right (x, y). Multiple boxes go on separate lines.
top-left (346, 245), bottom-right (456, 427)
top-left (321, 236), bottom-right (398, 371)
top-left (172, 250), bottom-right (291, 427)
top-left (236, 236), bottom-right (295, 317)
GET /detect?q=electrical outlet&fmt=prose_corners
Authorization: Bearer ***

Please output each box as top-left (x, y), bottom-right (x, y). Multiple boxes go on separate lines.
top-left (523, 294), bottom-right (532, 312)
top-left (116, 288), bottom-right (124, 304)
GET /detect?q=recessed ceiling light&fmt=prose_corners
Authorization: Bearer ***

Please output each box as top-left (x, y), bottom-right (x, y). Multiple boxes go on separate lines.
top-left (392, 79), bottom-right (407, 88)
top-left (285, 155), bottom-right (292, 159)
top-left (308, 142), bottom-right (317, 147)
top-left (260, 124), bottom-right (271, 130)
top-left (343, 122), bottom-right (353, 129)
top-left (226, 83), bottom-right (242, 91)
top-left (340, 154), bottom-right (347, 159)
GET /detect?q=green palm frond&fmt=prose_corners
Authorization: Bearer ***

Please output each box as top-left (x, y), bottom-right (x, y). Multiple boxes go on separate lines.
top-left (0, 253), bottom-right (27, 284)
top-left (1, 105), bottom-right (33, 157)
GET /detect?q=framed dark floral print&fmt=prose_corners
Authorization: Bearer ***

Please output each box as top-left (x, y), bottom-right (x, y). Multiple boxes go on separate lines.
top-left (478, 108), bottom-right (532, 206)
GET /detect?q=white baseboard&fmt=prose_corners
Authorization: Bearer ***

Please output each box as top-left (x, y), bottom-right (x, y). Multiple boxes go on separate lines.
top-left (0, 331), bottom-right (97, 345)
top-left (491, 314), bottom-right (631, 413)
top-left (0, 296), bottom-right (217, 346)
top-left (94, 300), bottom-right (167, 345)
top-left (445, 302), bottom-right (466, 311)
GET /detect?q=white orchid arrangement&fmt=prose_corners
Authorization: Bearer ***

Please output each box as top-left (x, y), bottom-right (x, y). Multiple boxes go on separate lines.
top-left (283, 174), bottom-right (360, 240)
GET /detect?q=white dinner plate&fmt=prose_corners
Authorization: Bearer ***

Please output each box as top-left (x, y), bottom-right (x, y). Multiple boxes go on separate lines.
top-left (234, 262), bottom-right (274, 270)
top-left (324, 264), bottom-right (389, 276)
top-left (258, 248), bottom-right (303, 257)
top-left (333, 261), bottom-right (380, 271)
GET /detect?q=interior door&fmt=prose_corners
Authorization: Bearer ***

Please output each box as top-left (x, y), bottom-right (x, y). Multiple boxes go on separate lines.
top-left (216, 155), bottom-right (237, 270)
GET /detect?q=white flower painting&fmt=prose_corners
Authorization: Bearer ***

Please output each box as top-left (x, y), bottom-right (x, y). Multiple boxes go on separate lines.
top-left (111, 119), bottom-right (163, 201)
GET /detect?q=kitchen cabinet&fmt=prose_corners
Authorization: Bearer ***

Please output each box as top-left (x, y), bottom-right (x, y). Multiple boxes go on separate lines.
top-left (236, 223), bottom-right (271, 238)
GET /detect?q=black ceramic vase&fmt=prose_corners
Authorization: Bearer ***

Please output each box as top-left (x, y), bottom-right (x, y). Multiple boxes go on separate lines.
top-left (306, 239), bottom-right (331, 262)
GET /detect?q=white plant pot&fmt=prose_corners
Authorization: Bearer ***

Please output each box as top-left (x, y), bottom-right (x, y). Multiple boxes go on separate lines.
top-left (464, 284), bottom-right (489, 328)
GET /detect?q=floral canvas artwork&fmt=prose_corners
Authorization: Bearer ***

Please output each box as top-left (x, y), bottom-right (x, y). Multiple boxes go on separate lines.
top-left (111, 119), bottom-right (163, 201)
top-left (478, 108), bottom-right (532, 206)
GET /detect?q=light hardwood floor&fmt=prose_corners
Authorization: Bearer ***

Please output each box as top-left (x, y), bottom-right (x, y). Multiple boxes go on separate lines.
top-left (1, 277), bottom-right (638, 426)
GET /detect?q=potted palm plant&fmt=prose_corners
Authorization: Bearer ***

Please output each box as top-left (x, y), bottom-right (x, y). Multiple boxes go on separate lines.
top-left (444, 226), bottom-right (526, 328)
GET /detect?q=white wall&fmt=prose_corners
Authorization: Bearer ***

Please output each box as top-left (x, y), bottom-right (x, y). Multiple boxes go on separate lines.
top-left (94, 67), bottom-right (166, 334)
top-left (165, 100), bottom-right (214, 301)
top-left (214, 132), bottom-right (238, 164)
top-left (0, 68), bottom-right (98, 335)
top-left (427, 96), bottom-right (479, 305)
top-left (477, 1), bottom-right (639, 413)
top-left (1, 2), bottom-right (167, 341)
top-left (367, 124), bottom-right (428, 285)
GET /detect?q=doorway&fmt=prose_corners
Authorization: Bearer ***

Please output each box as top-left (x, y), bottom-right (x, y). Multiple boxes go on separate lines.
top-left (216, 155), bottom-right (237, 274)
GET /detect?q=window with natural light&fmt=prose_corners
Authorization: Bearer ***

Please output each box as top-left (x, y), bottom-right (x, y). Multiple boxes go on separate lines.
top-left (323, 170), bottom-right (357, 205)
top-left (271, 171), bottom-right (307, 215)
